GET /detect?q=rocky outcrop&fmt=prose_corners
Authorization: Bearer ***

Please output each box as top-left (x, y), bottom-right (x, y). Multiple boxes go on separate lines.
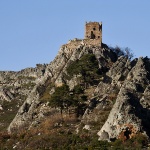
top-left (97, 57), bottom-right (150, 141)
top-left (0, 89), bottom-right (14, 102)
top-left (0, 64), bottom-right (47, 130)
top-left (7, 42), bottom-right (117, 132)
top-left (3, 38), bottom-right (150, 143)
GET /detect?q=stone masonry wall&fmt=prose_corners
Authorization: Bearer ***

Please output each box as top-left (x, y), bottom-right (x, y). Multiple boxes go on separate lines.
top-left (85, 22), bottom-right (102, 46)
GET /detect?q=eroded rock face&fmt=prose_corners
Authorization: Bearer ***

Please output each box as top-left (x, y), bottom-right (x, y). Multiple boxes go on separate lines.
top-left (0, 64), bottom-right (47, 130)
top-left (97, 57), bottom-right (150, 141)
top-left (0, 64), bottom-right (47, 103)
top-left (5, 40), bottom-right (150, 142)
top-left (7, 43), bottom-right (116, 133)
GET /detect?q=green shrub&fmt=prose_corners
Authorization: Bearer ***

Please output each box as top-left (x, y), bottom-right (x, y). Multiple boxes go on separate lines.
top-left (49, 84), bottom-right (72, 112)
top-left (49, 84), bottom-right (88, 115)
top-left (66, 54), bottom-right (101, 85)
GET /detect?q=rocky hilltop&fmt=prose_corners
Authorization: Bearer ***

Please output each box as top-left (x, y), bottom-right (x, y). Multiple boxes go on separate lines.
top-left (7, 41), bottom-right (116, 131)
top-left (1, 25), bottom-right (150, 149)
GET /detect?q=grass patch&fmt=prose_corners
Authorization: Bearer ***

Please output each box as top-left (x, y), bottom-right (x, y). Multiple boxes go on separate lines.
top-left (0, 99), bottom-right (23, 131)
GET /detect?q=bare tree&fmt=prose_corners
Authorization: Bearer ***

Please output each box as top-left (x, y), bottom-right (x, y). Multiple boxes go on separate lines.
top-left (109, 45), bottom-right (134, 61)
top-left (124, 47), bottom-right (134, 60)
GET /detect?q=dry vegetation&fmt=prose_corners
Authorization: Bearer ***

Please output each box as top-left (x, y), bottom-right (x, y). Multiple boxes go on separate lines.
top-left (0, 112), bottom-right (148, 150)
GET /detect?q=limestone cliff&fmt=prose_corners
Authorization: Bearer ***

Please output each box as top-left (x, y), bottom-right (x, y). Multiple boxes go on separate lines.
top-left (1, 39), bottom-right (150, 143)
top-left (7, 41), bottom-right (116, 132)
top-left (97, 57), bottom-right (150, 141)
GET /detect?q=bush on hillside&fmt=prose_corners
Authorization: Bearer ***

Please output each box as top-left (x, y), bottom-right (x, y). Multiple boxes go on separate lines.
top-left (66, 54), bottom-right (101, 86)
top-left (110, 46), bottom-right (134, 60)
top-left (49, 84), bottom-right (87, 115)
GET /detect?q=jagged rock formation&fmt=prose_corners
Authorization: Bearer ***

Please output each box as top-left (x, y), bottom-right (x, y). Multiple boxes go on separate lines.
top-left (0, 64), bottom-right (47, 130)
top-left (82, 55), bottom-right (150, 141)
top-left (1, 39), bottom-right (150, 144)
top-left (98, 57), bottom-right (150, 141)
top-left (7, 42), bottom-right (116, 132)
top-left (1, 21), bottom-right (150, 149)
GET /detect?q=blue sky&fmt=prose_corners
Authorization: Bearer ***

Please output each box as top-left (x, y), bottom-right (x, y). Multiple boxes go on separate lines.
top-left (0, 0), bottom-right (150, 71)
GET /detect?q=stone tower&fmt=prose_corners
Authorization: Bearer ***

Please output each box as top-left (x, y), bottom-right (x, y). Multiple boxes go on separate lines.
top-left (85, 22), bottom-right (102, 46)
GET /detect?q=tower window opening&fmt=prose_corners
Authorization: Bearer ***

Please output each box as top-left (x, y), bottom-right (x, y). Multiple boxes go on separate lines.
top-left (91, 31), bottom-right (95, 39)
top-left (93, 28), bottom-right (96, 31)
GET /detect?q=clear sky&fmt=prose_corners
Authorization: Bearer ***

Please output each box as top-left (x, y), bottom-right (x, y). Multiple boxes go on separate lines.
top-left (0, 0), bottom-right (150, 71)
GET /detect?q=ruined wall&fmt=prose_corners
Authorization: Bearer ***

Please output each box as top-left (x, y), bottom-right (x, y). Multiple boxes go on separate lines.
top-left (82, 39), bottom-right (101, 46)
top-left (62, 39), bottom-right (82, 50)
top-left (60, 22), bottom-right (103, 52)
top-left (62, 38), bottom-right (101, 51)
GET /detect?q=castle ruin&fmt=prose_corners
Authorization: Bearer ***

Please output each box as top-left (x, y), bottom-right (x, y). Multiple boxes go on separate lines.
top-left (62, 21), bottom-right (102, 49)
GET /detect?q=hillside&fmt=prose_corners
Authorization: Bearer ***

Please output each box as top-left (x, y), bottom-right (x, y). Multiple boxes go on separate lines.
top-left (0, 23), bottom-right (150, 149)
